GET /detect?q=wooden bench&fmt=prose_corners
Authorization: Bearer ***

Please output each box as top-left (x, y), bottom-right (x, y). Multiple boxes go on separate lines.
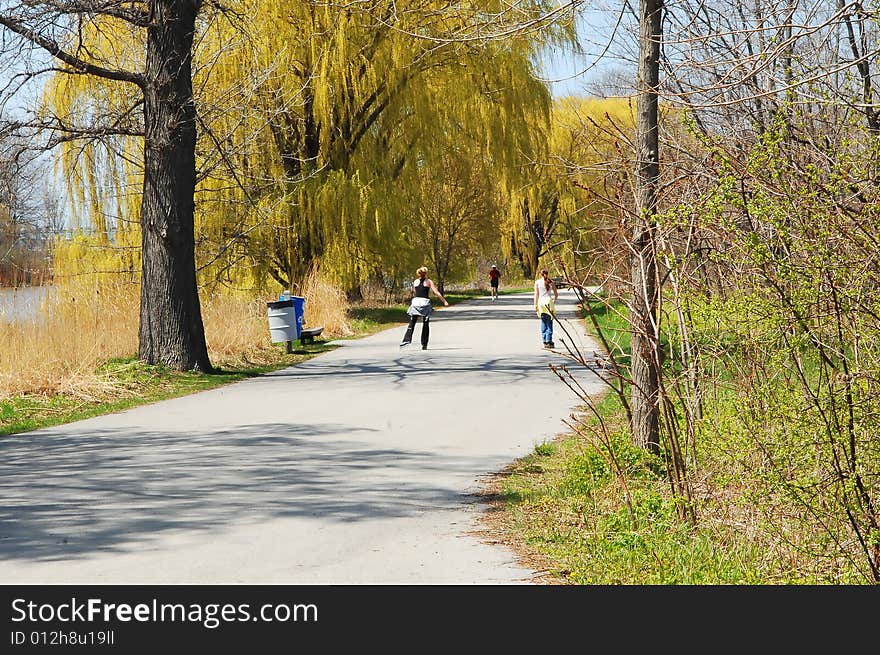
top-left (299, 326), bottom-right (324, 345)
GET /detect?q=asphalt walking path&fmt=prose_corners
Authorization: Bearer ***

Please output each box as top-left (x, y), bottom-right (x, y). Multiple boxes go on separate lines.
top-left (0, 289), bottom-right (604, 584)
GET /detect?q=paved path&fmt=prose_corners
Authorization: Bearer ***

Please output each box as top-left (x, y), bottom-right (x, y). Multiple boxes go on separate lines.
top-left (0, 290), bottom-right (603, 583)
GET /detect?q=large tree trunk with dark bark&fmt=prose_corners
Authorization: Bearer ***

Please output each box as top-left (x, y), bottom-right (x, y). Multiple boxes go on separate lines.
top-left (138, 0), bottom-right (211, 372)
top-left (631, 0), bottom-right (662, 453)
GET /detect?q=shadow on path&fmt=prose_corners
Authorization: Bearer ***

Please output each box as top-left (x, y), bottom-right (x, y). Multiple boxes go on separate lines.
top-left (0, 422), bottom-right (493, 563)
top-left (264, 352), bottom-right (563, 386)
top-left (0, 289), bottom-right (597, 571)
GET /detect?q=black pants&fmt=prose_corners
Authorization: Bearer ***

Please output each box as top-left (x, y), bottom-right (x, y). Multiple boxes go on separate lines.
top-left (402, 315), bottom-right (430, 347)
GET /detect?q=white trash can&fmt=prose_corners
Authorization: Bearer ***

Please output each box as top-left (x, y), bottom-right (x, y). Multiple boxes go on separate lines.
top-left (267, 299), bottom-right (297, 343)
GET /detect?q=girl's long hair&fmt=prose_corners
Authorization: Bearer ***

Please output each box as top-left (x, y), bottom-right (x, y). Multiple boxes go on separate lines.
top-left (541, 270), bottom-right (550, 291)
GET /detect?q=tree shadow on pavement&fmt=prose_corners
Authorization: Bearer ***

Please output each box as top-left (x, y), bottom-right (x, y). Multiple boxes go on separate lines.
top-left (0, 422), bottom-right (496, 563)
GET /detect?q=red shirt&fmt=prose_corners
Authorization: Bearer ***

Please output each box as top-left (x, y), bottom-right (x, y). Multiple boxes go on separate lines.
top-left (489, 269), bottom-right (500, 281)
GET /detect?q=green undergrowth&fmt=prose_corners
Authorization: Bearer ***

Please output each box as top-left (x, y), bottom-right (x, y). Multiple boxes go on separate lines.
top-left (496, 392), bottom-right (774, 584)
top-left (579, 298), bottom-right (632, 365)
top-left (490, 297), bottom-right (807, 584)
top-left (347, 303), bottom-right (410, 335)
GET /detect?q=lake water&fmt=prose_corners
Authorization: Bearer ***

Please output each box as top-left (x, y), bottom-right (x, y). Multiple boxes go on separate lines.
top-left (0, 286), bottom-right (55, 323)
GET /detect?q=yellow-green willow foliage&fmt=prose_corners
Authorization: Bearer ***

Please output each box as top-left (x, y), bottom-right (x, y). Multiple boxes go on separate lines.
top-left (504, 95), bottom-right (636, 280)
top-left (194, 0), bottom-right (563, 293)
top-left (397, 119), bottom-right (508, 291)
top-left (44, 1), bottom-right (572, 296)
top-left (555, 95), bottom-right (635, 282)
top-left (41, 19), bottom-right (143, 242)
top-left (40, 15), bottom-right (144, 280)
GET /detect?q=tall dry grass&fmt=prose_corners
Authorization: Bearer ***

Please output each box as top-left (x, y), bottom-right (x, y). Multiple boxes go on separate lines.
top-left (297, 266), bottom-right (353, 337)
top-left (0, 277), bottom-right (138, 400)
top-left (204, 266), bottom-right (353, 367)
top-left (1, 268), bottom-right (353, 399)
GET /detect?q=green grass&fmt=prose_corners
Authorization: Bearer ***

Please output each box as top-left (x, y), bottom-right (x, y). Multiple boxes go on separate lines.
top-left (347, 304), bottom-right (409, 335)
top-left (346, 288), bottom-right (503, 335)
top-left (484, 292), bottom-right (874, 584)
top-left (498, 424), bottom-right (771, 583)
top-left (487, 297), bottom-right (790, 585)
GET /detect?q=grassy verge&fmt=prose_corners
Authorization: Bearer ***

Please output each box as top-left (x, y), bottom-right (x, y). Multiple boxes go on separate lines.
top-left (479, 298), bottom-right (774, 584)
top-left (346, 288), bottom-right (506, 336)
top-left (347, 303), bottom-right (409, 337)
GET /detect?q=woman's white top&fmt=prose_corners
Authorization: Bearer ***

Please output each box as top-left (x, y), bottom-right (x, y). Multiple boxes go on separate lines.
top-left (534, 279), bottom-right (556, 316)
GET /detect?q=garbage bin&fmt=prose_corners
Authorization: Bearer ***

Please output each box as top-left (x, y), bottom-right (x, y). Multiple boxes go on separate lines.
top-left (267, 299), bottom-right (296, 343)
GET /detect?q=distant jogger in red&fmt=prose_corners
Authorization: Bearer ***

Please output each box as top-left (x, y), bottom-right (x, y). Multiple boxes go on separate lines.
top-left (488, 264), bottom-right (501, 301)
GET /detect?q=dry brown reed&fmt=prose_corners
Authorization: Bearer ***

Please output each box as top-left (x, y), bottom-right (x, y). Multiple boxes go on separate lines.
top-left (296, 264), bottom-right (353, 337)
top-left (0, 267), bottom-right (353, 398)
top-left (0, 277), bottom-right (138, 399)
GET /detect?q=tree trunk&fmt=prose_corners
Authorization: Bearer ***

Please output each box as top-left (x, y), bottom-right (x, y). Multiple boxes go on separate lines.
top-left (631, 0), bottom-right (662, 453)
top-left (139, 0), bottom-right (212, 372)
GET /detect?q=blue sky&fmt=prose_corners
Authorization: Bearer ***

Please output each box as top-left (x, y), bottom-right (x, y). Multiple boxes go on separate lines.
top-left (537, 4), bottom-right (635, 98)
top-left (540, 50), bottom-right (601, 97)
top-left (539, 50), bottom-right (590, 97)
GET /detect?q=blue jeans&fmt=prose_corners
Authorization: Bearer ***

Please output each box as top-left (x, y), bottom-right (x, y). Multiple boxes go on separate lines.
top-left (540, 313), bottom-right (553, 344)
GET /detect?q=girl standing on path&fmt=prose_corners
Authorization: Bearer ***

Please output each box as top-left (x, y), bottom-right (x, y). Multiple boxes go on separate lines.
top-left (533, 269), bottom-right (558, 349)
top-left (400, 266), bottom-right (449, 350)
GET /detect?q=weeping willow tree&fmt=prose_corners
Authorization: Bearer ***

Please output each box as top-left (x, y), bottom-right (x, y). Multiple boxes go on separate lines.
top-left (499, 76), bottom-right (564, 279)
top-left (398, 111), bottom-right (515, 293)
top-left (503, 94), bottom-right (638, 282)
top-left (547, 95), bottom-right (637, 287)
top-left (36, 1), bottom-right (574, 308)
top-left (504, 184), bottom-right (560, 280)
top-left (44, 19), bottom-right (144, 283)
top-left (193, 1), bottom-right (569, 296)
